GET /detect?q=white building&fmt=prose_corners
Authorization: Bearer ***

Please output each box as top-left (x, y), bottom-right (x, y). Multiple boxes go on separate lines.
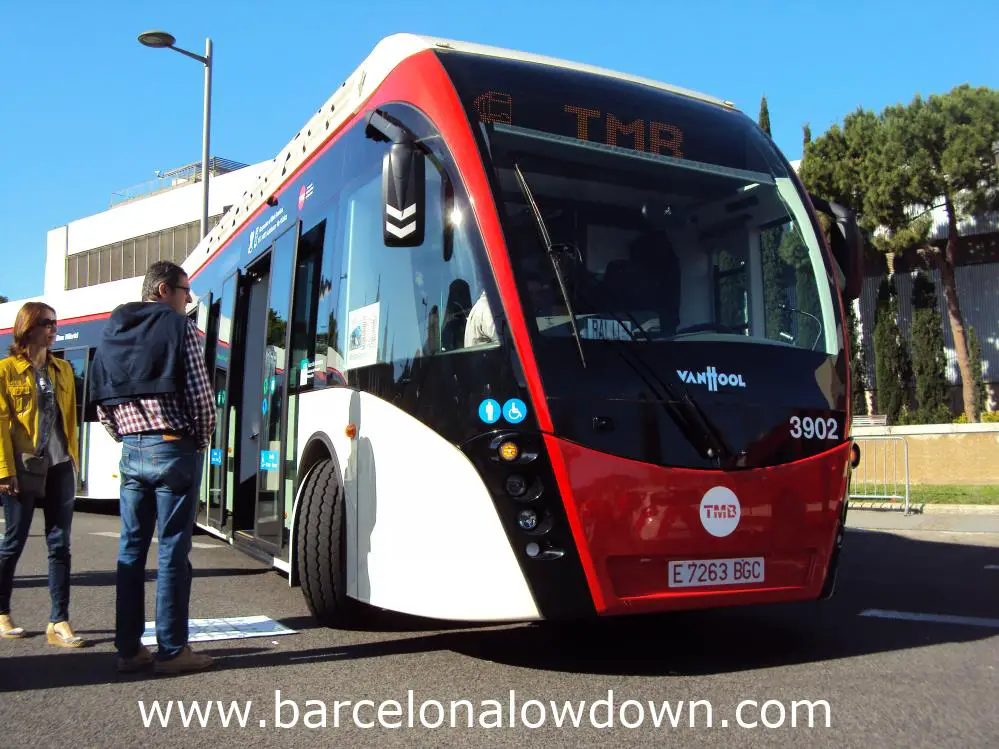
top-left (1, 157), bottom-right (268, 333)
top-left (44, 157), bottom-right (269, 297)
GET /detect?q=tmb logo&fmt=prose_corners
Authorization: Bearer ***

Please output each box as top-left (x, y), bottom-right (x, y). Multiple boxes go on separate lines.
top-left (699, 486), bottom-right (741, 537)
top-left (676, 366), bottom-right (747, 392)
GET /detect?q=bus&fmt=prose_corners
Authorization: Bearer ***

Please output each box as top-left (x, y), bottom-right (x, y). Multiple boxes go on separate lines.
top-left (1, 34), bottom-right (864, 627)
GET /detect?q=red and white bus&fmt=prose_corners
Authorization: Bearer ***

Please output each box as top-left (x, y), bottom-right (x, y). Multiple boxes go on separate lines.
top-left (1, 34), bottom-right (864, 626)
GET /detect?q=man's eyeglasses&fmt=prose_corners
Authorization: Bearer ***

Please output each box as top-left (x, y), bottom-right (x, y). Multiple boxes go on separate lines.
top-left (37, 319), bottom-right (58, 330)
top-left (171, 284), bottom-right (191, 293)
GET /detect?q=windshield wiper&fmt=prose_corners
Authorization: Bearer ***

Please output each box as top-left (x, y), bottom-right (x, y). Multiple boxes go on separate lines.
top-left (507, 162), bottom-right (731, 465)
top-left (512, 162), bottom-right (587, 369)
top-left (569, 276), bottom-right (734, 465)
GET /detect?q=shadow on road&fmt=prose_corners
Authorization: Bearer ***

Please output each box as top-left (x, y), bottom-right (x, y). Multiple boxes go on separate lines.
top-left (9, 567), bottom-right (270, 589)
top-left (1, 529), bottom-right (996, 690)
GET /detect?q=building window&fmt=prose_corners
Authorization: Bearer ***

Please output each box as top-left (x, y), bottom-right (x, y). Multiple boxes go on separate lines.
top-left (64, 215), bottom-right (223, 290)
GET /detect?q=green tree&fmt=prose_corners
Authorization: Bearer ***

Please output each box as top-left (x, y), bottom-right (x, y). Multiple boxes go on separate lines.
top-left (968, 326), bottom-right (988, 414)
top-left (802, 123), bottom-right (812, 151)
top-left (845, 301), bottom-right (869, 416)
top-left (0, 295), bottom-right (7, 304)
top-left (909, 271), bottom-right (951, 423)
top-left (757, 94), bottom-right (788, 339)
top-left (758, 96), bottom-right (771, 136)
top-left (872, 277), bottom-right (912, 423)
top-left (804, 86), bottom-right (999, 421)
top-left (777, 228), bottom-right (822, 346)
top-left (267, 309), bottom-right (287, 345)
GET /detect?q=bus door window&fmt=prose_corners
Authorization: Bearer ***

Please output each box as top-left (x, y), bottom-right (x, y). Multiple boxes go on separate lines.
top-left (59, 348), bottom-right (91, 489)
top-left (255, 226), bottom-right (297, 551)
top-left (207, 275), bottom-right (238, 531)
top-left (283, 220), bottom-right (325, 538)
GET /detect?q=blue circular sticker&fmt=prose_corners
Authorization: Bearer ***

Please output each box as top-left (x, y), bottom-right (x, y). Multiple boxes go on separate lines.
top-left (478, 399), bottom-right (501, 424)
top-left (503, 398), bottom-right (527, 424)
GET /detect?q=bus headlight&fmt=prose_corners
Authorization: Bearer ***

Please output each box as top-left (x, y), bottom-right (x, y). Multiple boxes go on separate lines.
top-left (505, 474), bottom-right (527, 497)
top-left (517, 508), bottom-right (538, 531)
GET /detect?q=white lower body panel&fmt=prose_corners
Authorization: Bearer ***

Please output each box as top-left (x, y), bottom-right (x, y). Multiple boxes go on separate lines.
top-left (295, 388), bottom-right (540, 622)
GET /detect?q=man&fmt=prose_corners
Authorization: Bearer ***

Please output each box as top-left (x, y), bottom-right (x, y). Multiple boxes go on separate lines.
top-left (90, 261), bottom-right (216, 675)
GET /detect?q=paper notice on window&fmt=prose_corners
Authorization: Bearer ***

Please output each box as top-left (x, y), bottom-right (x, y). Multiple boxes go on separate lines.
top-left (584, 316), bottom-right (634, 341)
top-left (346, 302), bottom-right (380, 369)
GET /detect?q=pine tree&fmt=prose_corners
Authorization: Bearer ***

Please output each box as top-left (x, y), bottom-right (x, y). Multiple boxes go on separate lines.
top-left (777, 229), bottom-right (821, 346)
top-left (757, 95), bottom-right (786, 339)
top-left (845, 301), bottom-right (868, 415)
top-left (802, 123), bottom-right (812, 154)
top-left (909, 272), bottom-right (951, 423)
top-left (968, 326), bottom-right (988, 414)
top-left (758, 96), bottom-right (771, 137)
top-left (872, 276), bottom-right (912, 423)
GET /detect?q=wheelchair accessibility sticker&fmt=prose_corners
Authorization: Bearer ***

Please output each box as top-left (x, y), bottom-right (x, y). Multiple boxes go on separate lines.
top-left (503, 399), bottom-right (527, 424)
top-left (210, 449), bottom-right (222, 466)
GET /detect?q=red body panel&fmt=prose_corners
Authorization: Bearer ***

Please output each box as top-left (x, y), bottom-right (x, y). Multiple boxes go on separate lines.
top-left (546, 436), bottom-right (850, 615)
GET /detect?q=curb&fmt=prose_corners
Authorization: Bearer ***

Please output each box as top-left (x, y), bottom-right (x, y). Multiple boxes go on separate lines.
top-left (847, 501), bottom-right (999, 516)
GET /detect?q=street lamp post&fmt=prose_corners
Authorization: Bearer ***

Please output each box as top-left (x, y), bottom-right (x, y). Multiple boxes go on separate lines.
top-left (138, 31), bottom-right (213, 239)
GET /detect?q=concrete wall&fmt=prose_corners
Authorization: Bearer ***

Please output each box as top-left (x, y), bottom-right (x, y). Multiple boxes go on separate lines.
top-left (852, 423), bottom-right (999, 486)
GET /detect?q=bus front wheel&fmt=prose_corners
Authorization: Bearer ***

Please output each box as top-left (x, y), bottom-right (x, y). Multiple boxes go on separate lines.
top-left (296, 458), bottom-right (357, 628)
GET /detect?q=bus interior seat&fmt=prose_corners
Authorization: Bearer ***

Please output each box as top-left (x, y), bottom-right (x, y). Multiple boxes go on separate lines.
top-left (441, 279), bottom-right (472, 350)
top-left (599, 231), bottom-right (681, 334)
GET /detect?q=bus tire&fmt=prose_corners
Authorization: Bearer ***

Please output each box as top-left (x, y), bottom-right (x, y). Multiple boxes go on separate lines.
top-left (297, 458), bottom-right (356, 628)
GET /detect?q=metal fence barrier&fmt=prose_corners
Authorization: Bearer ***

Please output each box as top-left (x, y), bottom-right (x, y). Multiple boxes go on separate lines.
top-left (849, 436), bottom-right (912, 514)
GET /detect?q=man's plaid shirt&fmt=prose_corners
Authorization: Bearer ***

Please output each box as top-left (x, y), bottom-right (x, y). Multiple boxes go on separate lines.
top-left (97, 317), bottom-right (216, 449)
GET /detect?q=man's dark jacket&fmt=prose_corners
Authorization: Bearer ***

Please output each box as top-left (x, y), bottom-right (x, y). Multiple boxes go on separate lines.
top-left (89, 302), bottom-right (187, 407)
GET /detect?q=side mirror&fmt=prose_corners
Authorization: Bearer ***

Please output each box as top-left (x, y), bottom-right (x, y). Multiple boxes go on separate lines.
top-left (366, 110), bottom-right (426, 248)
top-left (810, 195), bottom-right (864, 301)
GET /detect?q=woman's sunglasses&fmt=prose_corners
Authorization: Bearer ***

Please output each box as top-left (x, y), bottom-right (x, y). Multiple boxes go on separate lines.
top-left (37, 319), bottom-right (58, 331)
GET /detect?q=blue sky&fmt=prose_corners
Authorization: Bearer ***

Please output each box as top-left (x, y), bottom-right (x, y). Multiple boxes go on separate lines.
top-left (2, 0), bottom-right (996, 301)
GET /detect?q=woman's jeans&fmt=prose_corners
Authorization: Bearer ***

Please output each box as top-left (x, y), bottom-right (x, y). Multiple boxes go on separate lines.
top-left (0, 460), bottom-right (77, 622)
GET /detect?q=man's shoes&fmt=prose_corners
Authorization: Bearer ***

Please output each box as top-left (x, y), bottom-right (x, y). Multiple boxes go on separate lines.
top-left (154, 646), bottom-right (214, 675)
top-left (46, 621), bottom-right (86, 648)
top-left (0, 614), bottom-right (25, 639)
top-left (118, 645), bottom-right (155, 673)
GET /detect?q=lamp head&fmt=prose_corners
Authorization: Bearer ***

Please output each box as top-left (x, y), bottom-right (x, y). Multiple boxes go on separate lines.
top-left (138, 30), bottom-right (176, 48)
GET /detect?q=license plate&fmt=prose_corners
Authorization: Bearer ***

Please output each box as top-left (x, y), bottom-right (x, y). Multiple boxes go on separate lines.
top-left (668, 557), bottom-right (764, 588)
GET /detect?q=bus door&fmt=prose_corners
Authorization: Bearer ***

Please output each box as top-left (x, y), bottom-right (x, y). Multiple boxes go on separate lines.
top-left (58, 348), bottom-right (91, 490)
top-left (204, 274), bottom-right (239, 531)
top-left (236, 223), bottom-right (298, 553)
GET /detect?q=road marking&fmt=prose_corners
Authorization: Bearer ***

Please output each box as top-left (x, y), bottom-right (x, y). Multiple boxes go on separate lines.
top-left (985, 565), bottom-right (999, 570)
top-left (860, 609), bottom-right (999, 629)
top-left (90, 531), bottom-right (219, 549)
top-left (141, 615), bottom-right (296, 646)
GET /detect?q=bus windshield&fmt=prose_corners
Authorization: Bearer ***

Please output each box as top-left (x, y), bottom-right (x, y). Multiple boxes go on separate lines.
top-left (439, 51), bottom-right (841, 359)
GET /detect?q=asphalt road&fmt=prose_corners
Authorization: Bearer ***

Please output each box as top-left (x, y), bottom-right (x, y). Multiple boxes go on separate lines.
top-left (0, 508), bottom-right (996, 748)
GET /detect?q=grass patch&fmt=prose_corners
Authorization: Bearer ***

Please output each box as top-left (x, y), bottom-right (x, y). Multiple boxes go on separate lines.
top-left (851, 484), bottom-right (999, 505)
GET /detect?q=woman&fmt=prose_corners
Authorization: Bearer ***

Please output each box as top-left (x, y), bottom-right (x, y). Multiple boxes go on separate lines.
top-left (0, 302), bottom-right (85, 647)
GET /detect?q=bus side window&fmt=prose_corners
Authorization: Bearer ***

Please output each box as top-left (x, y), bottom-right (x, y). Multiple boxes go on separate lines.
top-left (414, 152), bottom-right (497, 354)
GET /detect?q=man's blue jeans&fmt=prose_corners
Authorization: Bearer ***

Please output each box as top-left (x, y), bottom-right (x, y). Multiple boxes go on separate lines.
top-left (115, 434), bottom-right (201, 661)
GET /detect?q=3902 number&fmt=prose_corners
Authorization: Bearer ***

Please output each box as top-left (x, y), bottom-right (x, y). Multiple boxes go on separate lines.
top-left (790, 416), bottom-right (839, 440)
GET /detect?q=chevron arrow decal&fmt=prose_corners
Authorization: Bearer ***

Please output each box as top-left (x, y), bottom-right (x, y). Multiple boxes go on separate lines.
top-left (385, 203), bottom-right (416, 221)
top-left (385, 221), bottom-right (417, 239)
